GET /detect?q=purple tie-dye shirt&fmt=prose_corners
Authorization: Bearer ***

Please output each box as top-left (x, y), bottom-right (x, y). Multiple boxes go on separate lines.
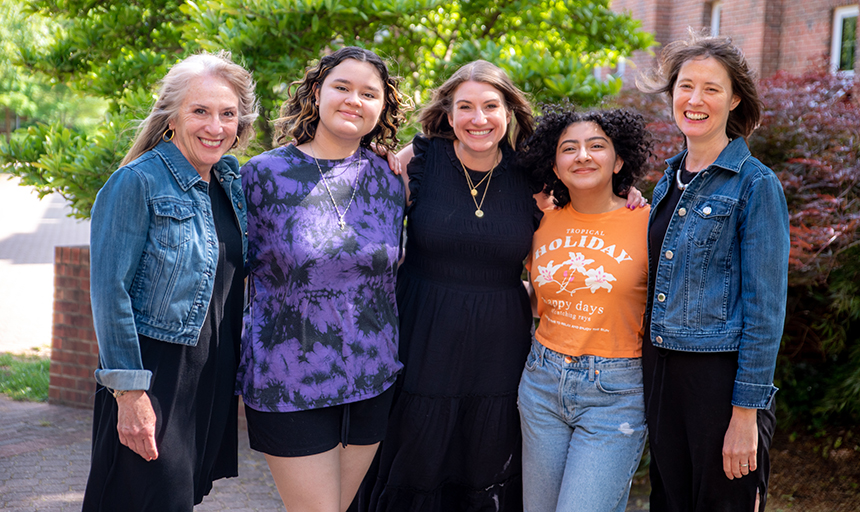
top-left (237, 144), bottom-right (405, 412)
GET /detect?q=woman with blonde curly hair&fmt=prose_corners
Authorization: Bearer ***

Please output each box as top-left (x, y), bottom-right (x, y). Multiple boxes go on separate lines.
top-left (83, 50), bottom-right (258, 511)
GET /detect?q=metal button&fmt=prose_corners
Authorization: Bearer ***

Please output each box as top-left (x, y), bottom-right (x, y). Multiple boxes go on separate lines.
top-left (564, 356), bottom-right (573, 364)
top-left (678, 207), bottom-right (687, 217)
top-left (665, 250), bottom-right (674, 260)
top-left (657, 293), bottom-right (666, 302)
top-left (703, 206), bottom-right (712, 215)
top-left (655, 336), bottom-right (663, 344)
top-left (238, 202), bottom-right (243, 209)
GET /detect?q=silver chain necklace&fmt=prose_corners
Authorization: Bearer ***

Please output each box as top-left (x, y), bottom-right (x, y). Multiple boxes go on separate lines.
top-left (311, 143), bottom-right (362, 231)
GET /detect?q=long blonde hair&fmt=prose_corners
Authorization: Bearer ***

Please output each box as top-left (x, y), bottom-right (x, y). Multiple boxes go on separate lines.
top-left (121, 51), bottom-right (259, 166)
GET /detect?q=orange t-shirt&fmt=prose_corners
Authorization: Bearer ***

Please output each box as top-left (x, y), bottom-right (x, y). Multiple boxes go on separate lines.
top-left (526, 204), bottom-right (650, 358)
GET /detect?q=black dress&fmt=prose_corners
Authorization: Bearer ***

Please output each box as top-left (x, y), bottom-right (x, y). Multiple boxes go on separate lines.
top-left (367, 136), bottom-right (537, 511)
top-left (82, 178), bottom-right (243, 511)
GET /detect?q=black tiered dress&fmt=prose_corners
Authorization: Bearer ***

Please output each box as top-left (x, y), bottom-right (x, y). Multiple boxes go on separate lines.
top-left (368, 135), bottom-right (538, 511)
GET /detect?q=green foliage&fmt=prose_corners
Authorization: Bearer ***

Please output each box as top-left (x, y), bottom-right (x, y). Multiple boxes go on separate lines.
top-left (0, 353), bottom-right (49, 402)
top-left (0, 0), bottom-right (108, 133)
top-left (0, 0), bottom-right (654, 218)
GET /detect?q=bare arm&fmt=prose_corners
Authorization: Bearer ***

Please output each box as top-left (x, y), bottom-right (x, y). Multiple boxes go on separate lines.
top-left (397, 143), bottom-right (415, 205)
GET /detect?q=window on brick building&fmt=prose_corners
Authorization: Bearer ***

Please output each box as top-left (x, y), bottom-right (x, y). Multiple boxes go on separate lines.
top-left (710, 2), bottom-right (723, 36)
top-left (831, 5), bottom-right (858, 73)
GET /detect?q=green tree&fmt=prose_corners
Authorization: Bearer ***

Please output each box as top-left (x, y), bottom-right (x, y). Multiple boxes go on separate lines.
top-left (0, 0), bottom-right (654, 218)
top-left (0, 0), bottom-right (106, 138)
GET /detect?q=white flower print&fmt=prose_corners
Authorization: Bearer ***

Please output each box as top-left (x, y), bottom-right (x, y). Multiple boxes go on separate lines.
top-left (584, 266), bottom-right (616, 293)
top-left (535, 260), bottom-right (564, 286)
top-left (564, 252), bottom-right (594, 275)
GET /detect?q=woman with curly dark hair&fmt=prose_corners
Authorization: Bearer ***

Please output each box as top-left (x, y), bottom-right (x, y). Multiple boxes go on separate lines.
top-left (236, 46), bottom-right (408, 511)
top-left (516, 106), bottom-right (653, 512)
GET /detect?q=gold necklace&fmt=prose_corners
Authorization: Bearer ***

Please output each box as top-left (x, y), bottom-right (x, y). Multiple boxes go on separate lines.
top-left (457, 146), bottom-right (500, 218)
top-left (311, 143), bottom-right (362, 231)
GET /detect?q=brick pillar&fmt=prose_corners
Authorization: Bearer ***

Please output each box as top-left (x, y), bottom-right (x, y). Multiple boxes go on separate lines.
top-left (49, 245), bottom-right (98, 409)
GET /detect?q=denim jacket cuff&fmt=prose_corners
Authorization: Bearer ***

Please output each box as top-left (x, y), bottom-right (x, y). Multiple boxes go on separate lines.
top-left (94, 368), bottom-right (152, 391)
top-left (731, 381), bottom-right (778, 409)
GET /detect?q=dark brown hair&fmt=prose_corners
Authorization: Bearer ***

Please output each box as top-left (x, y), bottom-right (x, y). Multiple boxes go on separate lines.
top-left (519, 105), bottom-right (653, 208)
top-left (637, 29), bottom-right (762, 140)
top-left (272, 47), bottom-right (406, 152)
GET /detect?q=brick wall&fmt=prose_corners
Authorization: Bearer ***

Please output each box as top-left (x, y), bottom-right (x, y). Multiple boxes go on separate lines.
top-left (611, 0), bottom-right (860, 84)
top-left (48, 245), bottom-right (249, 425)
top-left (49, 245), bottom-right (98, 409)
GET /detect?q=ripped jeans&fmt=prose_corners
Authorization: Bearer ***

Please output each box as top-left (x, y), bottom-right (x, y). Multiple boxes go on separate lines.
top-left (518, 340), bottom-right (646, 512)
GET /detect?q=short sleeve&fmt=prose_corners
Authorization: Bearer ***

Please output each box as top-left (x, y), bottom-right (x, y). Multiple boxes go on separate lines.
top-left (405, 134), bottom-right (432, 207)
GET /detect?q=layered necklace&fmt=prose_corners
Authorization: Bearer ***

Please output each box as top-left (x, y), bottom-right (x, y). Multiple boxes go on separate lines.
top-left (457, 145), bottom-right (500, 218)
top-left (311, 142), bottom-right (362, 231)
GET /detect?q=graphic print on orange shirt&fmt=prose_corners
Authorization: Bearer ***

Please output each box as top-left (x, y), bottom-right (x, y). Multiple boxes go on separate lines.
top-left (527, 204), bottom-right (649, 358)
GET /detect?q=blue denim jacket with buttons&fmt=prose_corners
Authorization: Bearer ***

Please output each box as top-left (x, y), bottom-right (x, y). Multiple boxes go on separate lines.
top-left (89, 141), bottom-right (248, 391)
top-left (647, 138), bottom-right (789, 409)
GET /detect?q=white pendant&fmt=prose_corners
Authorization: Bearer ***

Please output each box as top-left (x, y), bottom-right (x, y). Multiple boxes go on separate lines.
top-left (475, 209), bottom-right (484, 218)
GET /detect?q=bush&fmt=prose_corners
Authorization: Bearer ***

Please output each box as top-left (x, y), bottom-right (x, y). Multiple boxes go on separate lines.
top-left (613, 67), bottom-right (860, 427)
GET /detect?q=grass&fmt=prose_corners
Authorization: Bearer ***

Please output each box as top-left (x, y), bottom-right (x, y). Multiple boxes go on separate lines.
top-left (0, 352), bottom-right (49, 401)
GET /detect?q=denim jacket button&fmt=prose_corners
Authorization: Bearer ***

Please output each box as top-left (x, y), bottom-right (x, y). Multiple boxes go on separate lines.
top-left (657, 293), bottom-right (666, 302)
top-left (678, 207), bottom-right (687, 217)
top-left (655, 336), bottom-right (663, 343)
top-left (703, 206), bottom-right (712, 215)
top-left (665, 250), bottom-right (674, 260)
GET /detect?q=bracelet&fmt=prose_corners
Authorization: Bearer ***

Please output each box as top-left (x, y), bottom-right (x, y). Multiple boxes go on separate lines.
top-left (110, 388), bottom-right (129, 399)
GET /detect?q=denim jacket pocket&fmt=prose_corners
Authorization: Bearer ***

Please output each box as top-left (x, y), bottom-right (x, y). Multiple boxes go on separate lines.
top-left (153, 199), bottom-right (195, 248)
top-left (595, 365), bottom-right (644, 395)
top-left (688, 196), bottom-right (735, 247)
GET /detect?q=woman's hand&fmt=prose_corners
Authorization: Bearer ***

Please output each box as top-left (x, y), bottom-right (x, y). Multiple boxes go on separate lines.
top-left (626, 186), bottom-right (647, 209)
top-left (369, 142), bottom-right (403, 175)
top-left (722, 406), bottom-right (758, 479)
top-left (116, 390), bottom-right (159, 461)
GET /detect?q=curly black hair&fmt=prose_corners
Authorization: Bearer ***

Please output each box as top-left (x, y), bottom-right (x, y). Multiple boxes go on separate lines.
top-left (519, 104), bottom-right (653, 208)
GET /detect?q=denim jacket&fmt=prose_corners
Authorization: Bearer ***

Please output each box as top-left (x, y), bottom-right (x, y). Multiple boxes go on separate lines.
top-left (647, 138), bottom-right (789, 409)
top-left (90, 141), bottom-right (248, 391)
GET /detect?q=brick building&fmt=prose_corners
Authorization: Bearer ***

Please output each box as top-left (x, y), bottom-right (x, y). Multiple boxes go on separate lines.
top-left (611, 0), bottom-right (859, 83)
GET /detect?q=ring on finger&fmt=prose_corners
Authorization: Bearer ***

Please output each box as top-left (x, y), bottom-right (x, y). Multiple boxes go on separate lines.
top-left (740, 463), bottom-right (749, 467)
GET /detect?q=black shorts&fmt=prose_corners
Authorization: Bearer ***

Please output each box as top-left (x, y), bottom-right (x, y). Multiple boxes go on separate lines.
top-left (244, 385), bottom-right (396, 457)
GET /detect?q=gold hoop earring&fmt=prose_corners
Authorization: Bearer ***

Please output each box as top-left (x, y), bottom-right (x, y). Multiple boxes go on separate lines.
top-left (231, 137), bottom-right (238, 149)
top-left (162, 128), bottom-right (175, 142)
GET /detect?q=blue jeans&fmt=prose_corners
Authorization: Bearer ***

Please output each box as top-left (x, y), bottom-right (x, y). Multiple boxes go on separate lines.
top-left (518, 340), bottom-right (646, 512)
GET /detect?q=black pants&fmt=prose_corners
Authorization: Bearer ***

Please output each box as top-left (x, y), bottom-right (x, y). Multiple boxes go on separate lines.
top-left (643, 340), bottom-right (776, 512)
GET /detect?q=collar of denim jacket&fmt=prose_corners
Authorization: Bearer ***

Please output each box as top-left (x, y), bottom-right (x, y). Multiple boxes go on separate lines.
top-left (663, 137), bottom-right (751, 178)
top-left (152, 140), bottom-right (239, 190)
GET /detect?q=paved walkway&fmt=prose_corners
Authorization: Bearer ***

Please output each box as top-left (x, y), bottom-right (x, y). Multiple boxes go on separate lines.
top-left (0, 174), bottom-right (284, 510)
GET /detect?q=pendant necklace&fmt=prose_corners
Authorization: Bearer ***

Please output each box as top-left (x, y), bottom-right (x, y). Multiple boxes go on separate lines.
top-left (311, 143), bottom-right (362, 230)
top-left (676, 152), bottom-right (691, 191)
top-left (457, 145), bottom-right (500, 218)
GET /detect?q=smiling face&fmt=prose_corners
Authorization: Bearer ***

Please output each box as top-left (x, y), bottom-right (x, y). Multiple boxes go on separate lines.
top-left (313, 58), bottom-right (385, 146)
top-left (169, 74), bottom-right (240, 178)
top-left (447, 80), bottom-right (511, 158)
top-left (672, 56), bottom-right (741, 146)
top-left (553, 121), bottom-right (623, 197)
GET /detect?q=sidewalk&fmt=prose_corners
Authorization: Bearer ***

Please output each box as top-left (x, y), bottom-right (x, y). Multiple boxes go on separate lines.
top-left (0, 174), bottom-right (284, 511)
